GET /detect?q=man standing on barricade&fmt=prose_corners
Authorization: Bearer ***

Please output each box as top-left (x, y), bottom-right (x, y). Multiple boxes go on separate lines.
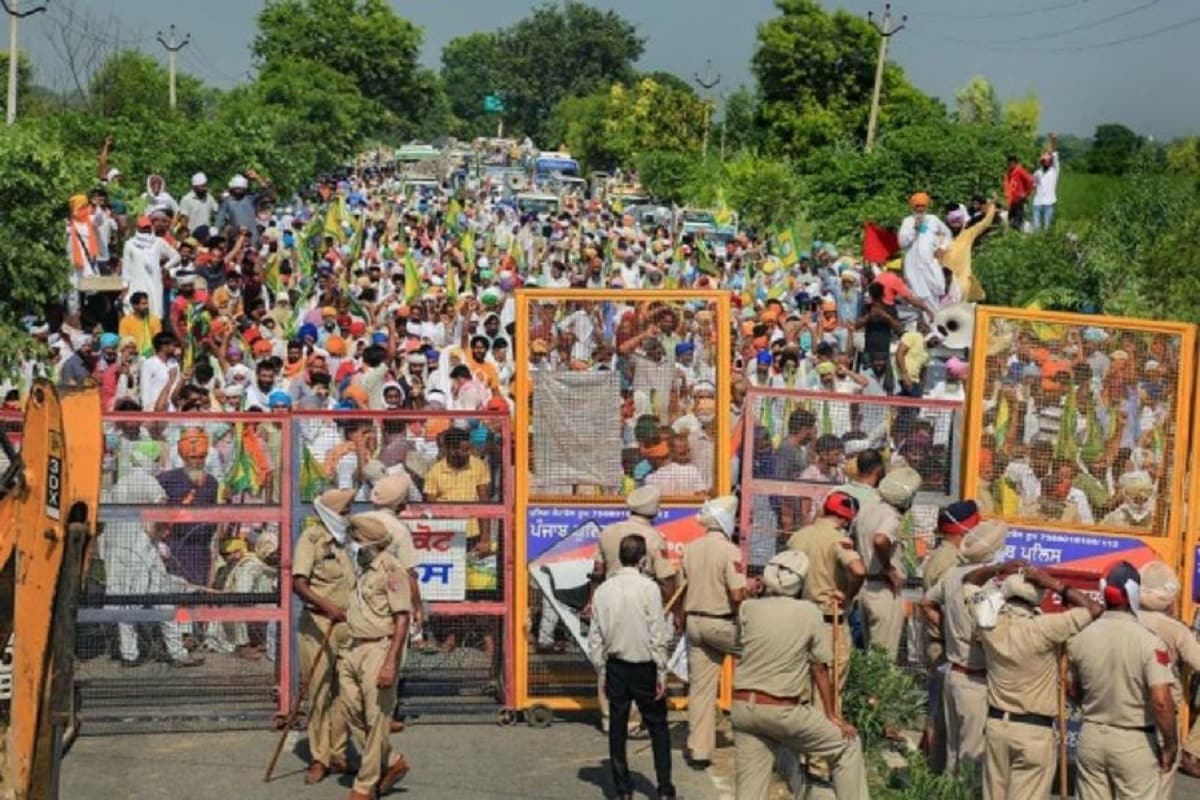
top-left (919, 519), bottom-right (1009, 779)
top-left (732, 550), bottom-right (868, 800)
top-left (1069, 561), bottom-right (1177, 800)
top-left (587, 485), bottom-right (677, 734)
top-left (292, 487), bottom-right (356, 784)
top-left (979, 567), bottom-right (1101, 799)
top-left (680, 494), bottom-right (744, 768)
top-left (852, 466), bottom-right (921, 658)
top-left (920, 500), bottom-right (980, 772)
top-left (340, 513), bottom-right (413, 798)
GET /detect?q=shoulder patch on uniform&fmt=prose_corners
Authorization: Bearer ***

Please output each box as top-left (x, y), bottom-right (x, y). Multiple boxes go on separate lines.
top-left (733, 559), bottom-right (745, 574)
top-left (1156, 649), bottom-right (1170, 666)
top-left (387, 572), bottom-right (404, 592)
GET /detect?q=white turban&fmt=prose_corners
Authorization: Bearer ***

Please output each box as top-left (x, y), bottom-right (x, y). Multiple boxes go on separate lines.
top-left (697, 494), bottom-right (738, 539)
top-left (1139, 560), bottom-right (1180, 612)
top-left (762, 550), bottom-right (809, 597)
top-left (961, 519), bottom-right (1009, 564)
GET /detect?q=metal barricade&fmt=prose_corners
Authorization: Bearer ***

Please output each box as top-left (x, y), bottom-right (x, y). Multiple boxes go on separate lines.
top-left (738, 386), bottom-right (964, 674)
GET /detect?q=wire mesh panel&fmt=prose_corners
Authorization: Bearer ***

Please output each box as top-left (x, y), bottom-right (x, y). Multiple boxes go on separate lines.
top-left (289, 409), bottom-right (515, 719)
top-left (966, 310), bottom-right (1195, 539)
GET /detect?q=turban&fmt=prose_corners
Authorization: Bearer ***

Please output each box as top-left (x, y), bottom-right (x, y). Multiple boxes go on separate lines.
top-left (1001, 574), bottom-right (1042, 606)
top-left (937, 500), bottom-right (980, 536)
top-left (177, 428), bottom-right (210, 459)
top-left (370, 473), bottom-right (413, 509)
top-left (909, 192), bottom-right (931, 207)
top-left (69, 194), bottom-right (89, 214)
top-left (1101, 561), bottom-right (1141, 611)
top-left (627, 485), bottom-right (662, 517)
top-left (879, 466), bottom-right (922, 508)
top-left (325, 336), bottom-right (347, 357)
top-left (697, 494), bottom-right (738, 539)
top-left (348, 513), bottom-right (392, 547)
top-left (1138, 560), bottom-right (1180, 612)
top-left (762, 550), bottom-right (809, 597)
top-left (641, 440), bottom-right (669, 459)
top-left (961, 519), bottom-right (1008, 564)
top-left (98, 333), bottom-right (120, 349)
top-left (254, 531), bottom-right (279, 560)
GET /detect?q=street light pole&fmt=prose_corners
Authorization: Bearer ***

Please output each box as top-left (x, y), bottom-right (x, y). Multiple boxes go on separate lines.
top-left (865, 3), bottom-right (906, 153)
top-left (156, 24), bottom-right (191, 111)
top-left (693, 60), bottom-right (721, 160)
top-left (1, 0), bottom-right (47, 126)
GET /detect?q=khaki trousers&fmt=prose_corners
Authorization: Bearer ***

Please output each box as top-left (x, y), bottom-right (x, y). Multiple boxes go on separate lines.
top-left (298, 611), bottom-right (348, 767)
top-left (685, 616), bottom-right (738, 760)
top-left (731, 700), bottom-right (869, 800)
top-left (860, 583), bottom-right (905, 658)
top-left (943, 668), bottom-right (988, 776)
top-left (1076, 721), bottom-right (1162, 800)
top-left (983, 717), bottom-right (1057, 800)
top-left (338, 639), bottom-right (402, 795)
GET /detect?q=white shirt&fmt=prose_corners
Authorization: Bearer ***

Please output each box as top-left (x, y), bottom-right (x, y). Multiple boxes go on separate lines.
top-left (138, 355), bottom-right (176, 411)
top-left (587, 566), bottom-right (670, 682)
top-left (122, 234), bottom-right (180, 320)
top-left (898, 213), bottom-right (951, 312)
top-left (1033, 152), bottom-right (1060, 206)
top-left (645, 461), bottom-right (707, 496)
top-left (179, 190), bottom-right (220, 230)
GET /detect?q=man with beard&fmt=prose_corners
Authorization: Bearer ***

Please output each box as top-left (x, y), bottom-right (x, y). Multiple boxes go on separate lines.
top-left (1100, 470), bottom-right (1157, 529)
top-left (215, 170), bottom-right (273, 245)
top-left (123, 214), bottom-right (179, 321)
top-left (139, 331), bottom-right (180, 411)
top-left (59, 333), bottom-right (96, 388)
top-left (156, 428), bottom-right (221, 586)
top-left (179, 173), bottom-right (219, 232)
top-left (423, 427), bottom-right (492, 556)
top-left (244, 358), bottom-right (278, 411)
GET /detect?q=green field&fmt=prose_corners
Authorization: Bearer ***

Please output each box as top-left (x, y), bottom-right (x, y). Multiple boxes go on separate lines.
top-left (1056, 171), bottom-right (1123, 226)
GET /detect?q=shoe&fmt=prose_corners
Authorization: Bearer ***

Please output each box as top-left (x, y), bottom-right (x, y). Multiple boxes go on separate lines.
top-left (119, 658), bottom-right (143, 668)
top-left (304, 761), bottom-right (328, 785)
top-left (686, 754), bottom-right (712, 770)
top-left (329, 755), bottom-right (351, 774)
top-left (389, 719), bottom-right (405, 733)
top-left (170, 654), bottom-right (205, 667)
top-left (377, 753), bottom-right (409, 794)
top-left (657, 787), bottom-right (677, 799)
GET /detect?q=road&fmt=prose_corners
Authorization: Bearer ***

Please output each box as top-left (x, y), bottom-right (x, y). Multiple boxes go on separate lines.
top-left (58, 715), bottom-right (1200, 799)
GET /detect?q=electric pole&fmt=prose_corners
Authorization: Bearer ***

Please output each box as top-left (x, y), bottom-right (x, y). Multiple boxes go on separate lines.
top-left (2, 0), bottom-right (47, 126)
top-left (156, 24), bottom-right (191, 111)
top-left (693, 60), bottom-right (721, 160)
top-left (865, 3), bottom-right (906, 153)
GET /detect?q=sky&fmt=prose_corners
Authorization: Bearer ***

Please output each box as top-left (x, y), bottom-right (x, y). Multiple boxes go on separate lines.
top-left (16, 0), bottom-right (1200, 139)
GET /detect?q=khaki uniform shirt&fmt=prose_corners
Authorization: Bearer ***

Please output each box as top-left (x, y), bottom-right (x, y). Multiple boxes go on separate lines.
top-left (682, 531), bottom-right (746, 615)
top-left (924, 563), bottom-right (986, 670)
top-left (734, 596), bottom-right (830, 698)
top-left (852, 501), bottom-right (904, 575)
top-left (981, 605), bottom-right (1092, 716)
top-left (346, 550), bottom-right (412, 640)
top-left (594, 516), bottom-right (675, 581)
top-left (921, 544), bottom-right (963, 645)
top-left (292, 522), bottom-right (355, 610)
top-left (1139, 610), bottom-right (1200, 702)
top-left (1068, 609), bottom-right (1174, 728)
top-left (787, 517), bottom-right (862, 614)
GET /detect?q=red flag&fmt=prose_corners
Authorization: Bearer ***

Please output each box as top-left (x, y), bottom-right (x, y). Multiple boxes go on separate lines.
top-left (863, 222), bottom-right (899, 264)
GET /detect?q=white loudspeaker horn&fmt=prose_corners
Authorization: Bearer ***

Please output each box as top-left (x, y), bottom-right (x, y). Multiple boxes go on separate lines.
top-left (934, 303), bottom-right (975, 350)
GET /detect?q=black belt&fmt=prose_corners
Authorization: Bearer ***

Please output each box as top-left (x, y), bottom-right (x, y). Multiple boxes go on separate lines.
top-left (988, 707), bottom-right (1055, 728)
top-left (822, 614), bottom-right (846, 623)
top-left (865, 574), bottom-right (891, 582)
top-left (688, 611), bottom-right (734, 620)
top-left (350, 636), bottom-right (386, 645)
top-left (1087, 720), bottom-right (1156, 733)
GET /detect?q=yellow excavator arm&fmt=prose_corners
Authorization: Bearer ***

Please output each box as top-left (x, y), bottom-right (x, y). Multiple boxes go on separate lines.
top-left (0, 379), bottom-right (102, 800)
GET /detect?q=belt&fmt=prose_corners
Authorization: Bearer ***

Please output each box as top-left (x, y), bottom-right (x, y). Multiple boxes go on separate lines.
top-left (988, 707), bottom-right (1055, 728)
top-left (687, 611), bottom-right (734, 620)
top-left (949, 663), bottom-right (986, 676)
top-left (350, 636), bottom-right (386, 646)
top-left (822, 614), bottom-right (846, 623)
top-left (1087, 720), bottom-right (1156, 733)
top-left (865, 574), bottom-right (891, 582)
top-left (733, 689), bottom-right (801, 707)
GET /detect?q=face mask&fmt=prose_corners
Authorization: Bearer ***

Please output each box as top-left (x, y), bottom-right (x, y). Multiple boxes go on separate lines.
top-left (314, 498), bottom-right (349, 544)
top-left (324, 322), bottom-right (336, 332)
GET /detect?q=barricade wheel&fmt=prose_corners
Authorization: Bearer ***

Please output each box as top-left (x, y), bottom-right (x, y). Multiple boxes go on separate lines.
top-left (527, 704), bottom-right (553, 728)
top-left (497, 709), bottom-right (518, 727)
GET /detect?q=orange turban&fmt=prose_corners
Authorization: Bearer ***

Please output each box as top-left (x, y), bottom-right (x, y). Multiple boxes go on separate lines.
top-left (68, 194), bottom-right (89, 215)
top-left (342, 383), bottom-right (369, 408)
top-left (178, 428), bottom-right (210, 459)
top-left (909, 192), bottom-right (931, 208)
top-left (641, 440), bottom-right (669, 459)
top-left (325, 336), bottom-right (347, 357)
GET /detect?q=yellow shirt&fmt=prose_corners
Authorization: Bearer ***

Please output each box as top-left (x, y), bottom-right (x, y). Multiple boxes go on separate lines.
top-left (118, 313), bottom-right (162, 357)
top-left (899, 330), bottom-right (929, 383)
top-left (423, 454), bottom-right (489, 538)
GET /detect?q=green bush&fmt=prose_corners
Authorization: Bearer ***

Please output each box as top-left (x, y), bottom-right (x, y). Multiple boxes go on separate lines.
top-left (842, 646), bottom-right (924, 750)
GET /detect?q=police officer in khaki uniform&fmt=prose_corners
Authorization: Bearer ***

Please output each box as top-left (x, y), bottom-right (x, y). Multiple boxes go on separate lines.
top-left (919, 519), bottom-right (1009, 778)
top-left (786, 491), bottom-right (866, 696)
top-left (340, 514), bottom-right (414, 800)
top-left (979, 568), bottom-right (1101, 799)
top-left (292, 487), bottom-right (356, 785)
top-left (589, 485), bottom-right (677, 733)
top-left (920, 500), bottom-right (979, 773)
top-left (732, 550), bottom-right (869, 800)
top-left (681, 494), bottom-right (745, 767)
top-left (1069, 561), bottom-right (1177, 800)
top-left (1135, 560), bottom-right (1200, 798)
top-left (852, 466), bottom-right (921, 658)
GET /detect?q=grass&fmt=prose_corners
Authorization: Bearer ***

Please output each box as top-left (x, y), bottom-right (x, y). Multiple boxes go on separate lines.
top-left (1056, 171), bottom-right (1123, 226)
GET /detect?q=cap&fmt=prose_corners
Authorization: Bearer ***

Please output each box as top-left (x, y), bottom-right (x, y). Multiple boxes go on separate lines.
top-left (348, 513), bottom-right (392, 546)
top-left (822, 491), bottom-right (860, 522)
top-left (370, 473), bottom-right (413, 509)
top-left (762, 550), bottom-right (809, 597)
top-left (626, 485), bottom-right (662, 517)
top-left (316, 487), bottom-right (355, 515)
top-left (1102, 560), bottom-right (1142, 608)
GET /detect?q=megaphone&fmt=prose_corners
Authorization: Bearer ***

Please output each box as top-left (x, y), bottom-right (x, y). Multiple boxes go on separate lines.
top-left (933, 303), bottom-right (975, 350)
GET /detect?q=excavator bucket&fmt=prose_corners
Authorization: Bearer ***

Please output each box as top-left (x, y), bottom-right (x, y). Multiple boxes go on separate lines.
top-left (0, 380), bottom-right (103, 800)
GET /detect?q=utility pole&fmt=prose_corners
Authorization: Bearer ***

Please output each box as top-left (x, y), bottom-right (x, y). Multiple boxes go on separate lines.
top-left (693, 60), bottom-right (721, 160)
top-left (865, 3), bottom-right (906, 153)
top-left (2, 0), bottom-right (47, 126)
top-left (156, 24), bottom-right (191, 111)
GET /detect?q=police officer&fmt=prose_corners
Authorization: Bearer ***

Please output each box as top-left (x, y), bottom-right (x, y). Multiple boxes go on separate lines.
top-left (1135, 559), bottom-right (1200, 798)
top-left (732, 550), bottom-right (869, 800)
top-left (292, 487), bottom-right (356, 785)
top-left (341, 514), bottom-right (413, 800)
top-left (787, 491), bottom-right (866, 695)
top-left (919, 519), bottom-right (1009, 778)
top-left (979, 568), bottom-right (1101, 799)
top-left (681, 494), bottom-right (745, 768)
top-left (852, 466), bottom-right (921, 658)
top-left (1069, 560), bottom-right (1177, 800)
top-left (589, 485), bottom-right (677, 733)
top-left (920, 499), bottom-right (980, 773)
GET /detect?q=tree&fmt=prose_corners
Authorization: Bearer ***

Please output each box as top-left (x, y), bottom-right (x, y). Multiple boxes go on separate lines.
top-left (722, 154), bottom-right (803, 233)
top-left (1088, 123), bottom-right (1143, 175)
top-left (636, 150), bottom-right (706, 206)
top-left (639, 70), bottom-right (696, 97)
top-left (752, 0), bottom-right (936, 157)
top-left (440, 33), bottom-right (502, 138)
top-left (1002, 93), bottom-right (1041, 140)
top-left (549, 91), bottom-right (617, 171)
top-left (1166, 137), bottom-right (1200, 174)
top-left (88, 50), bottom-right (211, 119)
top-left (954, 75), bottom-right (1000, 126)
top-left (253, 0), bottom-right (427, 134)
top-left (721, 86), bottom-right (760, 155)
top-left (0, 124), bottom-right (86, 372)
top-left (489, 2), bottom-right (644, 143)
top-left (0, 53), bottom-right (35, 115)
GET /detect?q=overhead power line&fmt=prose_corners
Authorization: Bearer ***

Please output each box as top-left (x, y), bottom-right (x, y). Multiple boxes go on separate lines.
top-left (930, 12), bottom-right (1200, 53)
top-left (947, 0), bottom-right (1163, 46)
top-left (907, 0), bottom-right (1088, 21)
